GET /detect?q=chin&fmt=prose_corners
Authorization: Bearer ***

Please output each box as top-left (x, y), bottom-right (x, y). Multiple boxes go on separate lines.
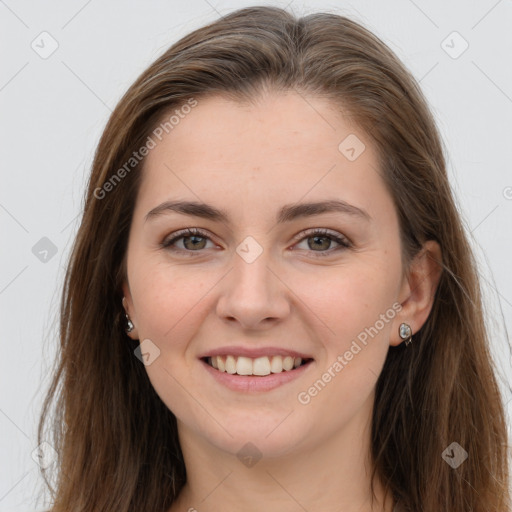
top-left (183, 407), bottom-right (314, 461)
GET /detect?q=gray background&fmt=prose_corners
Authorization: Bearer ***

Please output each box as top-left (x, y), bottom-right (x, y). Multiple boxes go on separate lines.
top-left (1, 0), bottom-right (511, 510)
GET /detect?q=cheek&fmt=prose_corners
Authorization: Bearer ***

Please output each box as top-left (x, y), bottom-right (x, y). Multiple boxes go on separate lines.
top-left (291, 258), bottom-right (400, 347)
top-left (286, 275), bottom-right (400, 452)
top-left (289, 257), bottom-right (401, 408)
top-left (129, 252), bottom-right (212, 345)
top-left (128, 261), bottom-right (216, 419)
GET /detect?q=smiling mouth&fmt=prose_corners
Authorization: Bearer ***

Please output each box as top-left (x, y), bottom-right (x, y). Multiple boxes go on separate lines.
top-left (202, 355), bottom-right (313, 376)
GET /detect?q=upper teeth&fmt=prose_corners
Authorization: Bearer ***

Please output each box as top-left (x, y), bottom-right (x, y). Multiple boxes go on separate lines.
top-left (208, 355), bottom-right (304, 376)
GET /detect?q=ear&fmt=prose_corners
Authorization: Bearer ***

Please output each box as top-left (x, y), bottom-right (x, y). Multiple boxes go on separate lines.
top-left (121, 282), bottom-right (139, 340)
top-left (390, 240), bottom-right (443, 346)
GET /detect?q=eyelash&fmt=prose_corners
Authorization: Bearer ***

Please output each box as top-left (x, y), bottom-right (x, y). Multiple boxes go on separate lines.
top-left (161, 227), bottom-right (352, 258)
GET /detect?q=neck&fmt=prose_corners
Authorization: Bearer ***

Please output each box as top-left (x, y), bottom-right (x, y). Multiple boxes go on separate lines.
top-left (168, 394), bottom-right (395, 512)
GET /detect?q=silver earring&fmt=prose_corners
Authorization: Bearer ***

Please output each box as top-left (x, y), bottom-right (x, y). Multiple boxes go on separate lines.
top-left (399, 323), bottom-right (413, 346)
top-left (122, 297), bottom-right (134, 333)
top-left (125, 313), bottom-right (134, 333)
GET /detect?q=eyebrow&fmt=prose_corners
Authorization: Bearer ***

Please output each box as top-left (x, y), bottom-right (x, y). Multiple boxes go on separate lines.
top-left (144, 199), bottom-right (371, 224)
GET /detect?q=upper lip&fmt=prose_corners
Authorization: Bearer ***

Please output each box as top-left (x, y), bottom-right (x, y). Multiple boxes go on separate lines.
top-left (198, 346), bottom-right (314, 360)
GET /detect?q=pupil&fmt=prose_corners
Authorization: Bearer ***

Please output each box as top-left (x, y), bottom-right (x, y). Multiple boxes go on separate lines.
top-left (186, 236), bottom-right (205, 249)
top-left (311, 236), bottom-right (329, 250)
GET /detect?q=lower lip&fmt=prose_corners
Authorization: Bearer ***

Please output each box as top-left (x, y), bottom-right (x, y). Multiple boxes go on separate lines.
top-left (200, 359), bottom-right (314, 392)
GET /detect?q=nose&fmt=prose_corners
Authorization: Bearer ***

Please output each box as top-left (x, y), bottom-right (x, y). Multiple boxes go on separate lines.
top-left (215, 245), bottom-right (291, 331)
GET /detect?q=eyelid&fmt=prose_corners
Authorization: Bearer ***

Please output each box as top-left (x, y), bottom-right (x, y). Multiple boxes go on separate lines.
top-left (161, 227), bottom-right (352, 255)
top-left (161, 227), bottom-right (216, 248)
top-left (292, 227), bottom-right (352, 246)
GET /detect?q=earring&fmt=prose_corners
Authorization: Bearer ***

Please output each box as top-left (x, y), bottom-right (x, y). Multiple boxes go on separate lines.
top-left (122, 297), bottom-right (134, 333)
top-left (125, 313), bottom-right (134, 333)
top-left (399, 323), bottom-right (413, 346)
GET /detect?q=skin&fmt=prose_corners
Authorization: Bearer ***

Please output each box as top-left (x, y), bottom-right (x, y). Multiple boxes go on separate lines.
top-left (122, 90), bottom-right (442, 512)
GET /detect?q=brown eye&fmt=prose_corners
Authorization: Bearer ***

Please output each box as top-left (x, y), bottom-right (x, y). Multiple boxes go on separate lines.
top-left (293, 229), bottom-right (351, 257)
top-left (161, 227), bottom-right (351, 258)
top-left (162, 228), bottom-right (214, 253)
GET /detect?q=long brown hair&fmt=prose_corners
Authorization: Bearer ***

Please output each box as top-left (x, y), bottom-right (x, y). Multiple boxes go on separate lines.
top-left (38, 5), bottom-right (511, 511)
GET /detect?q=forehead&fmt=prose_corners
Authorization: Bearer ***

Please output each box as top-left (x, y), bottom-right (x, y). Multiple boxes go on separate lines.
top-left (134, 91), bottom-right (392, 226)
top-left (145, 92), bottom-right (369, 169)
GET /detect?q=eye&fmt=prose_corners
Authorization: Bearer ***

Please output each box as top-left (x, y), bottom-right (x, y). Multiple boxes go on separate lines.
top-left (161, 228), bottom-right (216, 255)
top-left (292, 228), bottom-right (352, 257)
top-left (161, 227), bottom-right (352, 257)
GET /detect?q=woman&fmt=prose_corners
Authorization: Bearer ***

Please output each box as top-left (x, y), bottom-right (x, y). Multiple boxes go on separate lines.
top-left (38, 5), bottom-right (511, 512)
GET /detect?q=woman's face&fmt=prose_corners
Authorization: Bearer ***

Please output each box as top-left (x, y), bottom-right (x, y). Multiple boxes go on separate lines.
top-left (123, 91), bottom-right (409, 457)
